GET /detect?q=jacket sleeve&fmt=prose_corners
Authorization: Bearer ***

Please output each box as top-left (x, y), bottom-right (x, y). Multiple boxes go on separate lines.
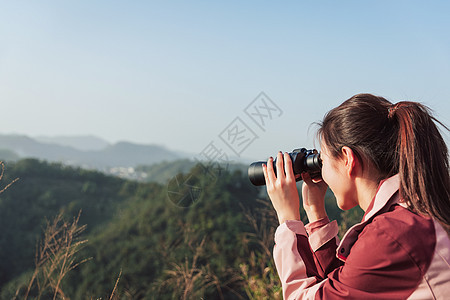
top-left (274, 219), bottom-right (427, 300)
top-left (273, 220), bottom-right (340, 299)
top-left (305, 218), bottom-right (343, 279)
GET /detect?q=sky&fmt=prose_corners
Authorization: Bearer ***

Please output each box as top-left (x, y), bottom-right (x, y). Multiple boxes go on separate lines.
top-left (1, 0), bottom-right (449, 161)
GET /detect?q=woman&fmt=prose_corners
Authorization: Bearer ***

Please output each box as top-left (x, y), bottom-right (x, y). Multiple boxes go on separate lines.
top-left (262, 94), bottom-right (450, 299)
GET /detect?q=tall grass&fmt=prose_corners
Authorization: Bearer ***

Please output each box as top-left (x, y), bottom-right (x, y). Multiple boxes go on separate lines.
top-left (14, 210), bottom-right (90, 300)
top-left (239, 200), bottom-right (282, 300)
top-left (0, 161), bottom-right (19, 195)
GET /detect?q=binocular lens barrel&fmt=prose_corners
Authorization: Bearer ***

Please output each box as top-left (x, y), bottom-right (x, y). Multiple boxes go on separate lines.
top-left (248, 148), bottom-right (322, 186)
top-left (248, 161), bottom-right (268, 186)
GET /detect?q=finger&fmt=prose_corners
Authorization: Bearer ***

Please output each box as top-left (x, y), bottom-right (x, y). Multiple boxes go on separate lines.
top-left (301, 172), bottom-right (313, 185)
top-left (302, 171), bottom-right (324, 184)
top-left (262, 161), bottom-right (274, 185)
top-left (284, 152), bottom-right (295, 180)
top-left (303, 172), bottom-right (328, 191)
top-left (262, 163), bottom-right (269, 185)
top-left (265, 157), bottom-right (277, 183)
top-left (276, 151), bottom-right (285, 179)
top-left (312, 177), bottom-right (323, 184)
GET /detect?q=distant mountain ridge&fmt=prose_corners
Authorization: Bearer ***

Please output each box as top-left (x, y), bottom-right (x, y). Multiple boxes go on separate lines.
top-left (0, 134), bottom-right (183, 169)
top-left (35, 135), bottom-right (110, 151)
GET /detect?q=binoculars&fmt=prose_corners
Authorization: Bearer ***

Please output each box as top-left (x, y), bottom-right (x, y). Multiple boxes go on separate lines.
top-left (248, 148), bottom-right (322, 186)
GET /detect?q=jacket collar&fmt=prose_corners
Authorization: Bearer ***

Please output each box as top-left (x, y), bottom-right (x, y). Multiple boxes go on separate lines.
top-left (336, 174), bottom-right (401, 261)
top-left (362, 174), bottom-right (401, 222)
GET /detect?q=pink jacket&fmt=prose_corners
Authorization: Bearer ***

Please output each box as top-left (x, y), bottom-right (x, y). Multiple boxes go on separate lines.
top-left (274, 174), bottom-right (450, 299)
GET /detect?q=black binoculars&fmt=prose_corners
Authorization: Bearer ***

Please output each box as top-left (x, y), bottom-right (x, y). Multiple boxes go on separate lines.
top-left (248, 148), bottom-right (322, 186)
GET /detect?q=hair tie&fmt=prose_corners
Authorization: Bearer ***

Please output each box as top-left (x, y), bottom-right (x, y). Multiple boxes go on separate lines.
top-left (388, 102), bottom-right (416, 119)
top-left (388, 104), bottom-right (398, 119)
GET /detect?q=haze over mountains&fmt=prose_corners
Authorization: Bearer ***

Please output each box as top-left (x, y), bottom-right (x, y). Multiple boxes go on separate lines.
top-left (35, 135), bottom-right (111, 151)
top-left (0, 134), bottom-right (185, 170)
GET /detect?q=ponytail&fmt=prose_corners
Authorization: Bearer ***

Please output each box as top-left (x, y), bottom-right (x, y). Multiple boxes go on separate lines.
top-left (319, 94), bottom-right (450, 233)
top-left (388, 102), bottom-right (450, 232)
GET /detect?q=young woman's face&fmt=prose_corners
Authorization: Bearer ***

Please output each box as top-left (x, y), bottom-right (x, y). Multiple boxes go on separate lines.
top-left (320, 141), bottom-right (357, 210)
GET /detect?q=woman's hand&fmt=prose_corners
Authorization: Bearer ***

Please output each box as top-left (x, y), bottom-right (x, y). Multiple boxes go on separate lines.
top-left (263, 152), bottom-right (301, 225)
top-left (301, 172), bottom-right (328, 223)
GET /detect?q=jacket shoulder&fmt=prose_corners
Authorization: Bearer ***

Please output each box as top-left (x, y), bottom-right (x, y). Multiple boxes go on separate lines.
top-left (366, 205), bottom-right (436, 274)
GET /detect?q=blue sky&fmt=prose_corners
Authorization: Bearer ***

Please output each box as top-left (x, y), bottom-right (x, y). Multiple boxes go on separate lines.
top-left (1, 1), bottom-right (449, 160)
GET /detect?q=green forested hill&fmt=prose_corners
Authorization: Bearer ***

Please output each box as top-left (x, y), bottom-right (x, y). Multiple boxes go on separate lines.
top-left (0, 159), bottom-right (363, 299)
top-left (0, 159), bottom-right (126, 286)
top-left (135, 159), bottom-right (249, 184)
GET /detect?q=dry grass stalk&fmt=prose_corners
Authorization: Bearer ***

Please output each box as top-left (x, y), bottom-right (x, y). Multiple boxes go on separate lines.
top-left (161, 237), bottom-right (211, 300)
top-left (239, 199), bottom-right (282, 300)
top-left (0, 161), bottom-right (19, 194)
top-left (109, 269), bottom-right (122, 300)
top-left (157, 229), bottom-right (243, 300)
top-left (15, 210), bottom-right (91, 300)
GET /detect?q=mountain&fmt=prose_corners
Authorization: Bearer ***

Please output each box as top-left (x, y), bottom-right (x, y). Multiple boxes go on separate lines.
top-left (0, 158), bottom-right (270, 299)
top-left (35, 135), bottom-right (110, 151)
top-left (0, 134), bottom-right (183, 169)
top-left (135, 159), bottom-right (248, 184)
top-left (0, 149), bottom-right (20, 161)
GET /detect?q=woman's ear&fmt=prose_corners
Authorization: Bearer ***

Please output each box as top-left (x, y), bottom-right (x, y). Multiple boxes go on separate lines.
top-left (340, 146), bottom-right (357, 177)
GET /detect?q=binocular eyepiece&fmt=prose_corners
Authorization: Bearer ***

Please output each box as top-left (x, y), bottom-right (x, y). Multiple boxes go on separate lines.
top-left (248, 148), bottom-right (322, 186)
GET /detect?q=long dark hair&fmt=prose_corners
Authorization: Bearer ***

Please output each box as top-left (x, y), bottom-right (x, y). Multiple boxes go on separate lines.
top-left (318, 93), bottom-right (450, 232)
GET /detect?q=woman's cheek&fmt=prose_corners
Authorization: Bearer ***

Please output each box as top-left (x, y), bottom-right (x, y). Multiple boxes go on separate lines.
top-left (321, 164), bottom-right (331, 186)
